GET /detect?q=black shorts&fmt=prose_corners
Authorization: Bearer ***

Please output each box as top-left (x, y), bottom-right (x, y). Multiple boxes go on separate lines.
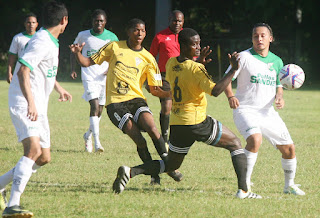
top-left (106, 98), bottom-right (152, 132)
top-left (168, 116), bottom-right (222, 154)
top-left (145, 72), bottom-right (172, 101)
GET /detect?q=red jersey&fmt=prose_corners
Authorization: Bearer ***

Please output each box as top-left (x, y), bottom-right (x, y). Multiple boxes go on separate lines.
top-left (150, 27), bottom-right (181, 73)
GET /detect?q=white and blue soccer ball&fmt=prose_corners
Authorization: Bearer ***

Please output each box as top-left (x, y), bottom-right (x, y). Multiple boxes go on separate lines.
top-left (279, 64), bottom-right (305, 90)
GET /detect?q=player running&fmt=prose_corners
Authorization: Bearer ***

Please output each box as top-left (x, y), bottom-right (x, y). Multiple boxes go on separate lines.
top-left (112, 28), bottom-right (261, 199)
top-left (224, 23), bottom-right (305, 196)
top-left (0, 2), bottom-right (71, 217)
top-left (70, 18), bottom-right (183, 185)
top-left (7, 13), bottom-right (38, 84)
top-left (70, 9), bottom-right (118, 153)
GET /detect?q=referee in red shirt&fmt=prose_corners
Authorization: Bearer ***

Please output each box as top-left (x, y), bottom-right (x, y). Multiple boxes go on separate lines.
top-left (149, 10), bottom-right (184, 143)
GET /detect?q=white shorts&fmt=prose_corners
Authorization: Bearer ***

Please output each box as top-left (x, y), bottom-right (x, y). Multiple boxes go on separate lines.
top-left (82, 80), bottom-right (106, 105)
top-left (9, 106), bottom-right (50, 148)
top-left (233, 108), bottom-right (293, 147)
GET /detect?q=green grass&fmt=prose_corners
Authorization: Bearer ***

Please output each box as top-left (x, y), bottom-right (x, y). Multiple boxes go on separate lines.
top-left (0, 80), bottom-right (320, 217)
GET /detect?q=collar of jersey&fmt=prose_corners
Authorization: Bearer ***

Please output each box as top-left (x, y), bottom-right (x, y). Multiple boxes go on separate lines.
top-left (90, 29), bottom-right (110, 40)
top-left (22, 31), bottom-right (35, 38)
top-left (249, 47), bottom-right (272, 63)
top-left (42, 27), bottom-right (59, 48)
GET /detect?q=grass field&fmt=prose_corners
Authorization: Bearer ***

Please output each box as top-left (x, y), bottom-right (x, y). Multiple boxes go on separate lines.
top-left (0, 80), bottom-right (319, 217)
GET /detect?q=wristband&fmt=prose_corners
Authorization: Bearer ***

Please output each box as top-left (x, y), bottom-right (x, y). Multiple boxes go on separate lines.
top-left (228, 96), bottom-right (235, 100)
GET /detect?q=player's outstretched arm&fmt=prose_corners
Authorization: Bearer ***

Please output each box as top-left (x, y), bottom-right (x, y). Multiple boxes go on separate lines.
top-left (211, 52), bottom-right (239, 97)
top-left (54, 81), bottom-right (72, 102)
top-left (275, 87), bottom-right (284, 109)
top-left (149, 86), bottom-right (171, 98)
top-left (17, 64), bottom-right (38, 121)
top-left (69, 42), bottom-right (95, 67)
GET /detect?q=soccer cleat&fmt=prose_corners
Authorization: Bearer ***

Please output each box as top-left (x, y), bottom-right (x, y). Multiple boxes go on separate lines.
top-left (150, 175), bottom-right (161, 185)
top-left (284, 184), bottom-right (305, 195)
top-left (2, 205), bottom-right (33, 217)
top-left (83, 133), bottom-right (93, 153)
top-left (167, 170), bottom-right (183, 182)
top-left (235, 189), bottom-right (262, 199)
top-left (0, 189), bottom-right (7, 211)
top-left (113, 166), bottom-right (130, 194)
top-left (95, 144), bottom-right (104, 153)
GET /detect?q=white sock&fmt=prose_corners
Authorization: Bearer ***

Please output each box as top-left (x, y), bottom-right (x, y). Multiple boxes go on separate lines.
top-left (244, 149), bottom-right (258, 186)
top-left (32, 163), bottom-right (41, 173)
top-left (281, 157), bottom-right (296, 188)
top-left (0, 167), bottom-right (15, 190)
top-left (8, 156), bottom-right (34, 207)
top-left (90, 116), bottom-right (100, 146)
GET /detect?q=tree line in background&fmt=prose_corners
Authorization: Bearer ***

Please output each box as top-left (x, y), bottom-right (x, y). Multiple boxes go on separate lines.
top-left (0, 0), bottom-right (319, 81)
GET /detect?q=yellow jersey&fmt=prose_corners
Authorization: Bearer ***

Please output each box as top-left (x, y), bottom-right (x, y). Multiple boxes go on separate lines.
top-left (166, 57), bottom-right (216, 125)
top-left (91, 40), bottom-right (162, 105)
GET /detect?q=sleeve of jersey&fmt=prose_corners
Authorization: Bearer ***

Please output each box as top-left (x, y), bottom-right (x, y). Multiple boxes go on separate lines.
top-left (18, 40), bottom-right (48, 72)
top-left (276, 59), bottom-right (284, 87)
top-left (73, 33), bottom-right (81, 44)
top-left (91, 41), bottom-right (113, 65)
top-left (8, 36), bottom-right (18, 55)
top-left (149, 36), bottom-right (159, 57)
top-left (197, 64), bottom-right (216, 95)
top-left (147, 58), bottom-right (162, 87)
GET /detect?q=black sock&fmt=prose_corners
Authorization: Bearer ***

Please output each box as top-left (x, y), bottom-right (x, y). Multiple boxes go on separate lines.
top-left (130, 160), bottom-right (161, 178)
top-left (137, 147), bottom-right (152, 163)
top-left (160, 113), bottom-right (170, 142)
top-left (231, 152), bottom-right (248, 192)
top-left (152, 137), bottom-right (168, 162)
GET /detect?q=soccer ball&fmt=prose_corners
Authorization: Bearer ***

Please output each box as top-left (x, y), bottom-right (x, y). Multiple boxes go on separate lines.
top-left (279, 64), bottom-right (305, 90)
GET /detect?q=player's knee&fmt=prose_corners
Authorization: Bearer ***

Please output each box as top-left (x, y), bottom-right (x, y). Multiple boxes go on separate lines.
top-left (226, 136), bottom-right (242, 151)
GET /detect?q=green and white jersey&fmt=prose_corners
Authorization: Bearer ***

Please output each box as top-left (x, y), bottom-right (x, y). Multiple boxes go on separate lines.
top-left (8, 31), bottom-right (34, 58)
top-left (9, 28), bottom-right (59, 115)
top-left (225, 48), bottom-right (283, 110)
top-left (73, 29), bottom-right (118, 84)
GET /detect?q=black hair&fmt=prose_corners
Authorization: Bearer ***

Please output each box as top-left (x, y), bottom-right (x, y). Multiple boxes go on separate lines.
top-left (252, 23), bottom-right (274, 41)
top-left (126, 18), bottom-right (145, 32)
top-left (91, 9), bottom-right (107, 21)
top-left (178, 28), bottom-right (199, 47)
top-left (42, 1), bottom-right (68, 28)
top-left (25, 12), bottom-right (37, 21)
top-left (170, 10), bottom-right (184, 18)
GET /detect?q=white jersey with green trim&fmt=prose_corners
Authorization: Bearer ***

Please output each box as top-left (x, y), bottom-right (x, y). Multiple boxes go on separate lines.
top-left (9, 27), bottom-right (59, 115)
top-left (8, 32), bottom-right (34, 58)
top-left (225, 48), bottom-right (283, 110)
top-left (74, 29), bottom-right (119, 84)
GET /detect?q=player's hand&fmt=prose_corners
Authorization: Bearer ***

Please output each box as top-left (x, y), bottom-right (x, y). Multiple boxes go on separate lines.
top-left (197, 46), bottom-right (212, 65)
top-left (58, 89), bottom-right (72, 102)
top-left (70, 71), bottom-right (77, 79)
top-left (27, 101), bottom-right (38, 121)
top-left (7, 73), bottom-right (13, 84)
top-left (69, 42), bottom-right (85, 53)
top-left (228, 96), bottom-right (240, 109)
top-left (275, 97), bottom-right (284, 109)
top-left (228, 52), bottom-right (239, 71)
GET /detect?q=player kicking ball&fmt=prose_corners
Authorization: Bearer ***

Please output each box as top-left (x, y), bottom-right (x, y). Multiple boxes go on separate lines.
top-left (112, 28), bottom-right (261, 199)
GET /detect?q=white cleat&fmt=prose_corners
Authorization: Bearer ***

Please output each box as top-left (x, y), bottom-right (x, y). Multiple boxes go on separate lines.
top-left (113, 166), bottom-right (131, 194)
top-left (284, 184), bottom-right (305, 195)
top-left (235, 189), bottom-right (262, 199)
top-left (83, 133), bottom-right (93, 153)
top-left (95, 144), bottom-right (104, 153)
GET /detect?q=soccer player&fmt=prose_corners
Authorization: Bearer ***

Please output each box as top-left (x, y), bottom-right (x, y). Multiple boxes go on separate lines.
top-left (148, 10), bottom-right (184, 143)
top-left (70, 9), bottom-right (118, 153)
top-left (224, 23), bottom-right (305, 196)
top-left (0, 2), bottom-right (71, 217)
top-left (112, 28), bottom-right (261, 199)
top-left (7, 13), bottom-right (38, 84)
top-left (70, 18), bottom-right (182, 185)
